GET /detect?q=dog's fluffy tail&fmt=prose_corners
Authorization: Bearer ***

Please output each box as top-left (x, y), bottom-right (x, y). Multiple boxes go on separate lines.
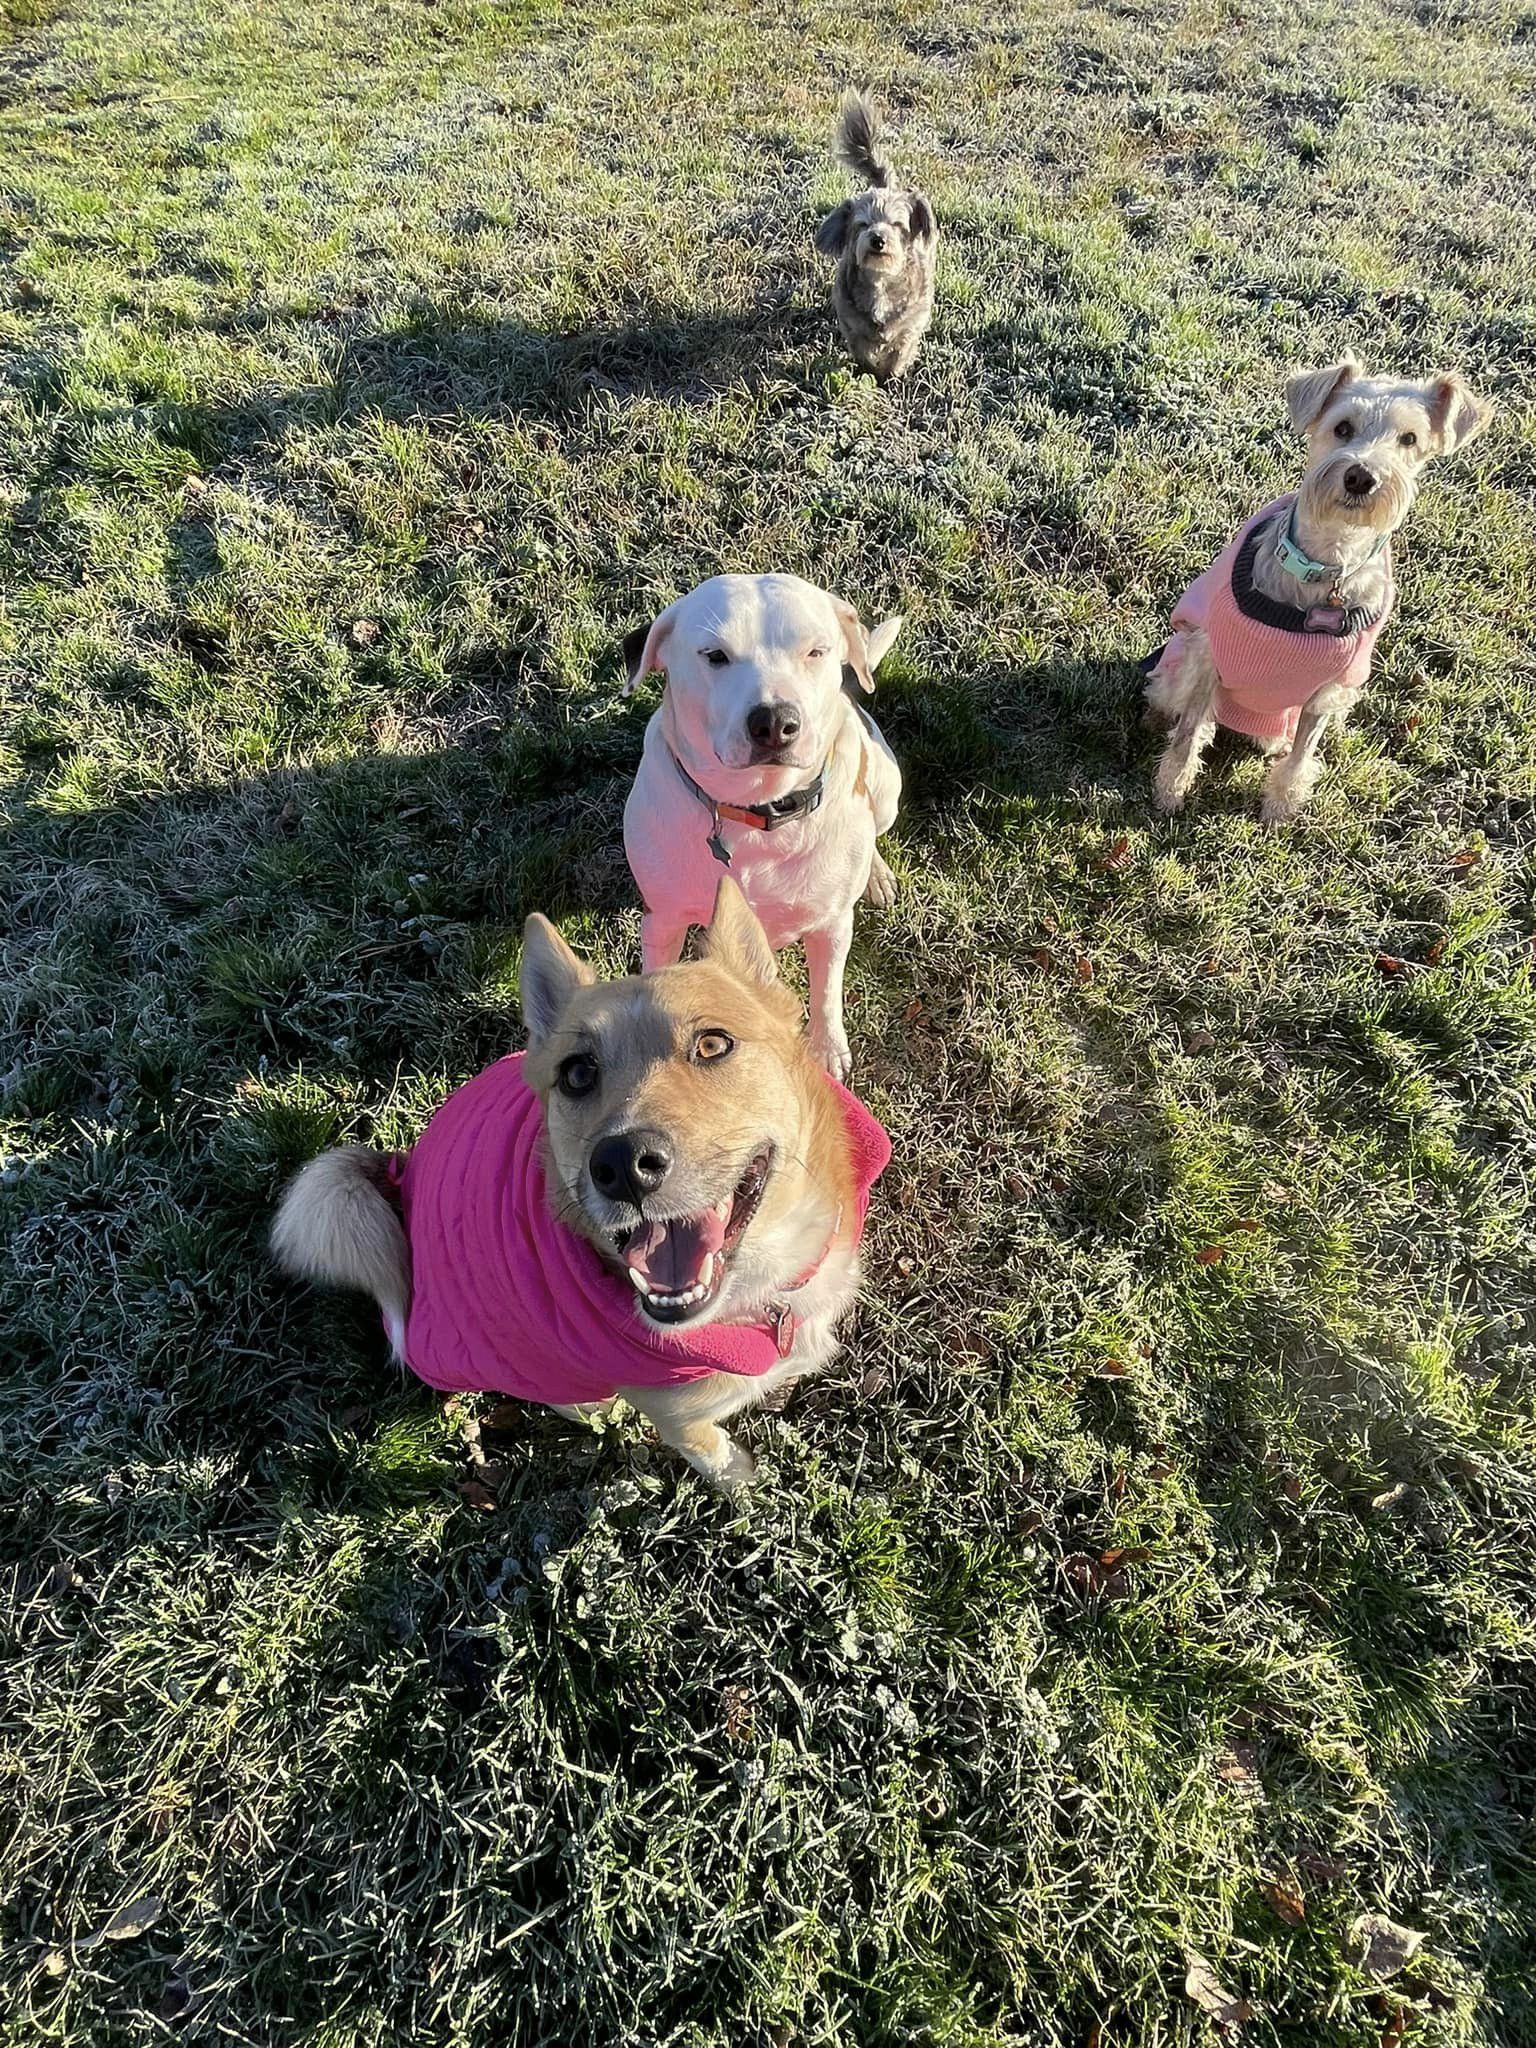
top-left (270, 1145), bottom-right (411, 1357)
top-left (834, 88), bottom-right (892, 189)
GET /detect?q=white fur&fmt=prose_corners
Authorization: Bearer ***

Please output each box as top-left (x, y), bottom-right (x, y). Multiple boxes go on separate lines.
top-left (623, 574), bottom-right (903, 1080)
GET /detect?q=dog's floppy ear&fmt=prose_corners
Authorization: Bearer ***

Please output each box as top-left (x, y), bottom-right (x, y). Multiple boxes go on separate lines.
top-left (520, 913), bottom-right (596, 1045)
top-left (1427, 372), bottom-right (1491, 453)
top-left (1285, 352), bottom-right (1364, 432)
top-left (816, 200), bottom-right (853, 258)
top-left (830, 595), bottom-right (877, 693)
top-left (866, 615), bottom-right (903, 670)
top-left (909, 191), bottom-right (936, 243)
top-left (699, 876), bottom-right (778, 988)
top-left (622, 599), bottom-right (680, 697)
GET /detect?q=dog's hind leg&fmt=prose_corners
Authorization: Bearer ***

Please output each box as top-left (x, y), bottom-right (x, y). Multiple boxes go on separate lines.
top-left (1261, 681), bottom-right (1353, 824)
top-left (1152, 634), bottom-right (1220, 816)
top-left (641, 910), bottom-right (691, 974)
top-left (804, 910), bottom-right (855, 1081)
top-left (864, 850), bottom-right (898, 909)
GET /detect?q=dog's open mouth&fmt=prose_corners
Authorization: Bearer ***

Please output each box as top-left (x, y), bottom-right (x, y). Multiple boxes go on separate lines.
top-left (614, 1148), bottom-right (773, 1324)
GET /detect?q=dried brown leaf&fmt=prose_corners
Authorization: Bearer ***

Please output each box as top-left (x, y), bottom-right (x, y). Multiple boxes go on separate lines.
top-left (1259, 1878), bottom-right (1306, 1927)
top-left (1348, 1914), bottom-right (1425, 1981)
top-left (1183, 1951), bottom-right (1255, 2030)
top-left (1195, 1245), bottom-right (1226, 1266)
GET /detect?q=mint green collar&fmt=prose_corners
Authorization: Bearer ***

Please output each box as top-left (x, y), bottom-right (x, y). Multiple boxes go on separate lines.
top-left (1275, 500), bottom-right (1387, 589)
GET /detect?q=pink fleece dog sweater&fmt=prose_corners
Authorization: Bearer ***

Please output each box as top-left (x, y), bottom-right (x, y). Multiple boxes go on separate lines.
top-left (394, 1053), bottom-right (891, 1409)
top-left (1159, 496), bottom-right (1394, 745)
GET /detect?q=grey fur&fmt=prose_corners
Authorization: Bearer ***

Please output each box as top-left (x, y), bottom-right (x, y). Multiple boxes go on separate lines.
top-left (818, 88), bottom-right (936, 383)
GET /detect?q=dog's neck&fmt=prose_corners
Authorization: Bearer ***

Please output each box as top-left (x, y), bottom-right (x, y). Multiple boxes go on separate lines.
top-left (661, 696), bottom-right (834, 807)
top-left (1251, 496), bottom-right (1394, 611)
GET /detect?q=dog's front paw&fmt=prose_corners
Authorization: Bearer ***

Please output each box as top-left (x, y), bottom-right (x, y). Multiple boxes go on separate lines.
top-left (864, 852), bottom-right (898, 910)
top-left (686, 1430), bottom-right (756, 1490)
top-left (1259, 787), bottom-right (1308, 827)
top-left (809, 1028), bottom-right (853, 1084)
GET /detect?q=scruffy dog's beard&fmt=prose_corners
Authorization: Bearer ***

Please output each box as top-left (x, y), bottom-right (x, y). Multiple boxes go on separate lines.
top-left (1298, 455), bottom-right (1416, 540)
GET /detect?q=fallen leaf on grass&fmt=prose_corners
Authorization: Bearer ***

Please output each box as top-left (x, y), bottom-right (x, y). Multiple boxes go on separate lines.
top-left (1091, 1356), bottom-right (1129, 1378)
top-left (1259, 1877), bottom-right (1306, 1926)
top-left (349, 618), bottom-right (380, 647)
top-left (94, 1895), bottom-right (164, 1944)
top-left (456, 1478), bottom-right (499, 1512)
top-left (1424, 937), bottom-right (1446, 967)
top-left (1378, 2008), bottom-right (1407, 2048)
top-left (1183, 1951), bottom-right (1255, 2030)
top-left (1448, 846), bottom-right (1482, 872)
top-left (1098, 835), bottom-right (1132, 873)
top-left (1195, 1245), bottom-right (1225, 1266)
top-left (1183, 1027), bottom-right (1216, 1054)
top-left (1075, 957), bottom-right (1095, 984)
top-left (1216, 1743), bottom-right (1263, 1793)
top-left (719, 1684), bottom-right (756, 1746)
top-left (1370, 1483), bottom-right (1410, 1512)
top-left (1375, 953), bottom-right (1405, 976)
top-left (1348, 1914), bottom-right (1424, 1981)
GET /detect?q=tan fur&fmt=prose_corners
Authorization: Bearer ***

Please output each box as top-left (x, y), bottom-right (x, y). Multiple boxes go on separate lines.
top-left (270, 1146), bottom-right (411, 1355)
top-left (272, 881), bottom-right (866, 1488)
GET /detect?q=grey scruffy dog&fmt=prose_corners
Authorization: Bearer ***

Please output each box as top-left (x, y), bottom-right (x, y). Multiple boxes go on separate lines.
top-left (816, 89), bottom-right (937, 383)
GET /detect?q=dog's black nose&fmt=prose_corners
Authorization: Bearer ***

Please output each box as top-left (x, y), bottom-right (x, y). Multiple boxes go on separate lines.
top-left (1343, 464), bottom-right (1377, 498)
top-left (589, 1129), bottom-right (673, 1208)
top-left (868, 230), bottom-right (887, 251)
top-left (746, 701), bottom-right (801, 750)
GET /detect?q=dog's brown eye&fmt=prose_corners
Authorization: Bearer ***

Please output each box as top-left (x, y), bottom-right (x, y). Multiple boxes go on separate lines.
top-left (1399, 430), bottom-right (1418, 448)
top-left (557, 1053), bottom-right (599, 1098)
top-left (703, 648), bottom-right (729, 669)
top-left (693, 1030), bottom-right (735, 1063)
top-left (1334, 418), bottom-right (1355, 441)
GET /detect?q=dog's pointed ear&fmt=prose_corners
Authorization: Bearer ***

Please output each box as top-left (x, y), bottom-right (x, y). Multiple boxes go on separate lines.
top-left (830, 595), bottom-right (876, 693)
top-left (699, 877), bottom-right (778, 987)
top-left (520, 914), bottom-right (596, 1045)
top-left (622, 599), bottom-right (680, 696)
top-left (1427, 372), bottom-right (1491, 453)
top-left (909, 192), bottom-right (936, 242)
top-left (816, 199), bottom-right (853, 258)
top-left (1285, 352), bottom-right (1364, 432)
top-left (866, 615), bottom-right (904, 670)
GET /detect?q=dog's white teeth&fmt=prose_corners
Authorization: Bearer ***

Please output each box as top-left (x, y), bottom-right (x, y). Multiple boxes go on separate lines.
top-left (639, 1280), bottom-right (709, 1309)
top-left (626, 1266), bottom-right (649, 1293)
top-left (698, 1252), bottom-right (717, 1289)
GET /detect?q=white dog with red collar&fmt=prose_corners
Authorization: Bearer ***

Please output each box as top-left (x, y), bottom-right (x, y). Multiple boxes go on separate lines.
top-left (622, 574), bottom-right (904, 1081)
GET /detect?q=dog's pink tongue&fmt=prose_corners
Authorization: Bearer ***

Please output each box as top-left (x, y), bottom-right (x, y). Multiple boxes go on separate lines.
top-left (624, 1209), bottom-right (728, 1292)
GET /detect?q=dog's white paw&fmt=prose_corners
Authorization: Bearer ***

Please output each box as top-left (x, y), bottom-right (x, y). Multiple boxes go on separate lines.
top-left (687, 1431), bottom-right (756, 1490)
top-left (1152, 784), bottom-right (1187, 817)
top-left (864, 852), bottom-right (898, 910)
top-left (1260, 788), bottom-right (1307, 827)
top-left (810, 1029), bottom-right (853, 1083)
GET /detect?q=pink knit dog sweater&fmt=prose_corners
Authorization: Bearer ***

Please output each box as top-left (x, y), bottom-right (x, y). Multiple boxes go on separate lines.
top-left (1157, 496), bottom-right (1394, 744)
top-left (394, 1053), bottom-right (891, 1409)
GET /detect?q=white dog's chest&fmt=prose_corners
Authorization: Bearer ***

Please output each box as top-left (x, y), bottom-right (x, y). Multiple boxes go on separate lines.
top-left (624, 710), bottom-right (898, 946)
